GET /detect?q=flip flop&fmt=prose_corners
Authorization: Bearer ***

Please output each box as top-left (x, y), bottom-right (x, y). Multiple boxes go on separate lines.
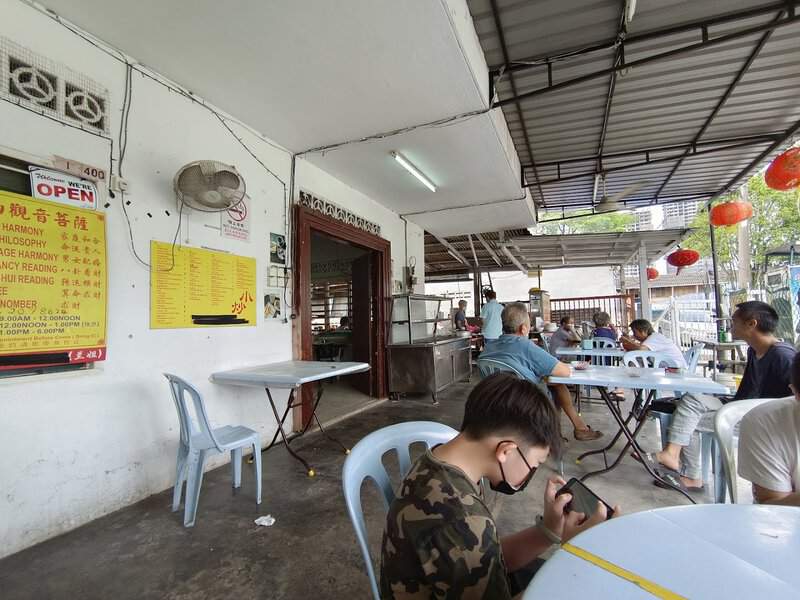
top-left (653, 468), bottom-right (704, 493)
top-left (630, 451), bottom-right (660, 471)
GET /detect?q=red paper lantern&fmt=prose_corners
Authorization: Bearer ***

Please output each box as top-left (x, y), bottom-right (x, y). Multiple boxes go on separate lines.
top-left (765, 147), bottom-right (800, 191)
top-left (646, 267), bottom-right (659, 281)
top-left (667, 248), bottom-right (700, 275)
top-left (709, 200), bottom-right (753, 227)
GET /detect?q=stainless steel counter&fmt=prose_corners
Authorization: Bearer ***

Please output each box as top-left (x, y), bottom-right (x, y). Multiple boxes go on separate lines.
top-left (387, 336), bottom-right (471, 403)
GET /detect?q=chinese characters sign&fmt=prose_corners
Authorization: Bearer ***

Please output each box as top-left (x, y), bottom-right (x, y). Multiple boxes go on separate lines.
top-left (150, 241), bottom-right (256, 329)
top-left (0, 191), bottom-right (107, 368)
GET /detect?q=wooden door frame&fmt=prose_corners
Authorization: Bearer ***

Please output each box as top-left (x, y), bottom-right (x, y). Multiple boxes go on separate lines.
top-left (293, 205), bottom-right (391, 427)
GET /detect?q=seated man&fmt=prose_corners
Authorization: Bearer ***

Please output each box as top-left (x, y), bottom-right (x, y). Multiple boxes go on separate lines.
top-left (481, 303), bottom-right (602, 441)
top-left (653, 301), bottom-right (796, 490)
top-left (620, 319), bottom-right (687, 368)
top-left (454, 300), bottom-right (468, 331)
top-left (380, 372), bottom-right (619, 599)
top-left (737, 351), bottom-right (800, 506)
top-left (548, 315), bottom-right (582, 357)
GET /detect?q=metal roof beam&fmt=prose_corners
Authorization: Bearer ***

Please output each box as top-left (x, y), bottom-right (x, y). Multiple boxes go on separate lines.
top-left (488, 0), bottom-right (547, 206)
top-left (501, 245), bottom-right (528, 274)
top-left (530, 139), bottom-right (772, 187)
top-left (476, 233), bottom-right (503, 267)
top-left (527, 134), bottom-right (781, 171)
top-left (653, 9), bottom-right (784, 201)
top-left (493, 10), bottom-right (800, 108)
top-left (467, 234), bottom-right (480, 268)
top-left (708, 116), bottom-right (800, 206)
top-left (596, 2), bottom-right (628, 174)
top-left (489, 1), bottom-right (800, 76)
top-left (432, 234), bottom-right (470, 267)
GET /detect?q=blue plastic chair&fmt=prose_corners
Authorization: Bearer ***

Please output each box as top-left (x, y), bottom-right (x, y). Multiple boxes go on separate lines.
top-left (477, 357), bottom-right (525, 378)
top-left (165, 373), bottom-right (262, 527)
top-left (342, 421), bottom-right (457, 600)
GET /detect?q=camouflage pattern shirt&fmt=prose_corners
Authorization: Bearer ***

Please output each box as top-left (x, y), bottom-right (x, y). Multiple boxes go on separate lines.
top-left (380, 449), bottom-right (511, 599)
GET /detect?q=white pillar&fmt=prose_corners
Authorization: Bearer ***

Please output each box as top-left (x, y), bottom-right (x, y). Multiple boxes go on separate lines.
top-left (638, 243), bottom-right (652, 321)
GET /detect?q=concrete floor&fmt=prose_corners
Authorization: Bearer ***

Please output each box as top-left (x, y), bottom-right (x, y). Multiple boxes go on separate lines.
top-left (1, 382), bottom-right (718, 600)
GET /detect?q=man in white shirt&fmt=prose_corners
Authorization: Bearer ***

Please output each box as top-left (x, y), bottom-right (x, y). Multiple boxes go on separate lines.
top-left (738, 351), bottom-right (800, 506)
top-left (620, 319), bottom-right (687, 368)
top-left (480, 289), bottom-right (504, 347)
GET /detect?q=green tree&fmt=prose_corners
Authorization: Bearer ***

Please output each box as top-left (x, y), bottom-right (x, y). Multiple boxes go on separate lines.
top-left (683, 175), bottom-right (800, 287)
top-left (534, 209), bottom-right (635, 235)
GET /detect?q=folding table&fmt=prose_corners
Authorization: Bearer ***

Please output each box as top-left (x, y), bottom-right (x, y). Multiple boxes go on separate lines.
top-left (210, 360), bottom-right (370, 476)
top-left (524, 505), bottom-right (800, 599)
top-left (549, 365), bottom-right (730, 502)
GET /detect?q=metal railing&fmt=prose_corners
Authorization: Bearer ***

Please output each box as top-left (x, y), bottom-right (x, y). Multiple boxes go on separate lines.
top-left (550, 294), bottom-right (636, 331)
top-left (654, 297), bottom-right (717, 364)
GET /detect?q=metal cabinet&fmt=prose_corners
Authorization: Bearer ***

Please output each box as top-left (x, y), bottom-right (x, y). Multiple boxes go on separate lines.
top-left (388, 336), bottom-right (471, 404)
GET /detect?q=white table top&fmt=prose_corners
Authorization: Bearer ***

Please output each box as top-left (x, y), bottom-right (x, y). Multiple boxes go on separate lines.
top-left (525, 505), bottom-right (800, 599)
top-left (549, 365), bottom-right (730, 395)
top-left (210, 360), bottom-right (370, 388)
top-left (556, 347), bottom-right (625, 358)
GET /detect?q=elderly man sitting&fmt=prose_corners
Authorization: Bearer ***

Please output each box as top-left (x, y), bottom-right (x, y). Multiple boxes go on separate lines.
top-left (480, 302), bottom-right (603, 441)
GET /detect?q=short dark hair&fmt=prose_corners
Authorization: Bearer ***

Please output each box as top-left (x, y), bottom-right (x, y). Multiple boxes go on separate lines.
top-left (461, 372), bottom-right (560, 454)
top-left (484, 289), bottom-right (496, 300)
top-left (792, 352), bottom-right (800, 392)
top-left (734, 301), bottom-right (779, 334)
top-left (560, 315), bottom-right (573, 326)
top-left (629, 319), bottom-right (654, 336)
top-left (593, 311), bottom-right (611, 327)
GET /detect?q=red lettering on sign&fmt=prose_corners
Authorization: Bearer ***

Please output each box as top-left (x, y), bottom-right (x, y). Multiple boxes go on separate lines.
top-left (80, 190), bottom-right (95, 203)
top-left (68, 188), bottom-right (80, 200)
top-left (36, 183), bottom-right (52, 196)
top-left (54, 185), bottom-right (67, 197)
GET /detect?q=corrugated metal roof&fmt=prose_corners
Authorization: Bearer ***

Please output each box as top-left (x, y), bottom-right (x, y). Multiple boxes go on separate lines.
top-left (466, 0), bottom-right (800, 215)
top-left (425, 227), bottom-right (691, 277)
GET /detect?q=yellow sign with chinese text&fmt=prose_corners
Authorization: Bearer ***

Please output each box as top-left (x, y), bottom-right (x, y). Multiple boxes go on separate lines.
top-left (150, 241), bottom-right (256, 329)
top-left (0, 191), bottom-right (107, 366)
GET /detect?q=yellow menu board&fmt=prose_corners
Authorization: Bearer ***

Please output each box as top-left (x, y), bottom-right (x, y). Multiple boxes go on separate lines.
top-left (0, 190), bottom-right (107, 367)
top-left (150, 241), bottom-right (256, 329)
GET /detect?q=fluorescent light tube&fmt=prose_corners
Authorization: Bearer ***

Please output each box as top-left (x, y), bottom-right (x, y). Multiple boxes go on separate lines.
top-left (391, 151), bottom-right (436, 192)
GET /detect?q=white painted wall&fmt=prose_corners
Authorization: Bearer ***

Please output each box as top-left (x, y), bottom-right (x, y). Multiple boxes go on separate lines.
top-left (0, 1), bottom-right (423, 557)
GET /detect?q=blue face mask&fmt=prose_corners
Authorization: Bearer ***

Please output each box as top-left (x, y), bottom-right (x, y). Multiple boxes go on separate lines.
top-left (490, 442), bottom-right (537, 495)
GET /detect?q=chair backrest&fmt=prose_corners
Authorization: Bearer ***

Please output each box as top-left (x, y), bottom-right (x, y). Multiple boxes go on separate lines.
top-left (622, 350), bottom-right (677, 369)
top-left (683, 343), bottom-right (705, 374)
top-left (342, 421), bottom-right (458, 600)
top-left (539, 333), bottom-right (552, 354)
top-left (164, 373), bottom-right (222, 451)
top-left (591, 337), bottom-right (617, 349)
top-left (714, 397), bottom-right (791, 504)
top-left (477, 357), bottom-right (525, 379)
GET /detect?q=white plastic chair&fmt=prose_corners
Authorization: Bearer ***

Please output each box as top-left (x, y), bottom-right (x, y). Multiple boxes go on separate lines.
top-left (342, 421), bottom-right (457, 600)
top-left (587, 337), bottom-right (616, 366)
top-left (714, 397), bottom-right (791, 503)
top-left (164, 373), bottom-right (262, 527)
top-left (684, 343), bottom-right (705, 374)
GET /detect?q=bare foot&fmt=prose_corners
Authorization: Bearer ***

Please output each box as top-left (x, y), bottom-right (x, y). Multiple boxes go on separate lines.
top-left (655, 450), bottom-right (680, 472)
top-left (681, 476), bottom-right (703, 489)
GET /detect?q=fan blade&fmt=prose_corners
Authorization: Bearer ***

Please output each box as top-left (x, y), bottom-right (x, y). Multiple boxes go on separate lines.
top-left (608, 180), bottom-right (651, 204)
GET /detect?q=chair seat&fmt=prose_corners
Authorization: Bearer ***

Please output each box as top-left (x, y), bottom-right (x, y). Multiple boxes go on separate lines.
top-left (191, 425), bottom-right (259, 451)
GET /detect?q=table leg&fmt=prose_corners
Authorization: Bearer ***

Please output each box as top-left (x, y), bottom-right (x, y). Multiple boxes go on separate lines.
top-left (264, 387), bottom-right (316, 476)
top-left (576, 390), bottom-right (642, 466)
top-left (300, 383), bottom-right (351, 455)
top-left (579, 387), bottom-right (696, 504)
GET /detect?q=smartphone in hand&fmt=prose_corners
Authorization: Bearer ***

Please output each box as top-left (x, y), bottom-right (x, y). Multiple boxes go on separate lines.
top-left (556, 478), bottom-right (615, 520)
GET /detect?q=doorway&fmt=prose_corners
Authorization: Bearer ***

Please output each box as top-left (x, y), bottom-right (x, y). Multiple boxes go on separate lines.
top-left (294, 206), bottom-right (391, 428)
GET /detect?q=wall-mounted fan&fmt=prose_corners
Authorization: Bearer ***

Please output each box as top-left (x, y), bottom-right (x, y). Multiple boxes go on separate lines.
top-left (174, 160), bottom-right (246, 212)
top-left (593, 174), bottom-right (651, 212)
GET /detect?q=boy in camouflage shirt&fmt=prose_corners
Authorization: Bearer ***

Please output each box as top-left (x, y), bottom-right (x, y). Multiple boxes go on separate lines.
top-left (380, 373), bottom-right (618, 599)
